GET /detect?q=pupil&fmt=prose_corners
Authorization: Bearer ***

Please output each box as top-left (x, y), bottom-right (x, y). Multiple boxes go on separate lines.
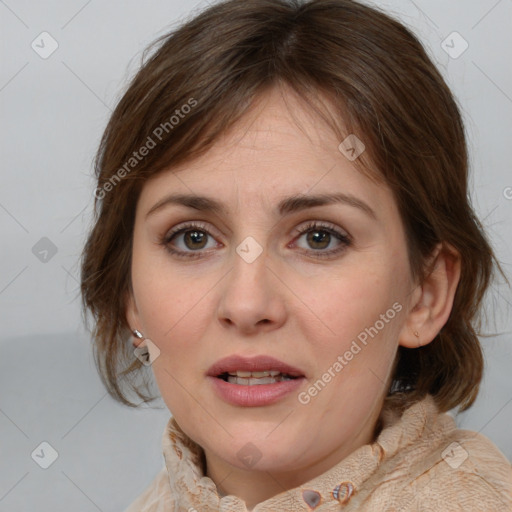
top-left (307, 230), bottom-right (329, 249)
top-left (185, 230), bottom-right (207, 249)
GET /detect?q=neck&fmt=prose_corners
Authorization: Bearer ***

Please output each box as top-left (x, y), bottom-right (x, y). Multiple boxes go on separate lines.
top-left (204, 418), bottom-right (378, 510)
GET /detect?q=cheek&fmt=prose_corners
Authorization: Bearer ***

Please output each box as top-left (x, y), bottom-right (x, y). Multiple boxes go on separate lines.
top-left (294, 270), bottom-right (406, 413)
top-left (300, 266), bottom-right (402, 341)
top-left (290, 265), bottom-right (409, 400)
top-left (131, 236), bottom-right (203, 338)
top-left (136, 276), bottom-right (210, 344)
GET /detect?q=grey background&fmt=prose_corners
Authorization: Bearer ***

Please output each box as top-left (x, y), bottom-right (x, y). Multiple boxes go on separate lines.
top-left (1, 0), bottom-right (511, 511)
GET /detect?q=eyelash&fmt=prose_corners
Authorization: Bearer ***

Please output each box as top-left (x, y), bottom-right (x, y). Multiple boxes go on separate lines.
top-left (160, 221), bottom-right (352, 260)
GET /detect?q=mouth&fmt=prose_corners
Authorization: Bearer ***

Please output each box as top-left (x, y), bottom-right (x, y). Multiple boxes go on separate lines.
top-left (216, 370), bottom-right (300, 385)
top-left (207, 354), bottom-right (306, 382)
top-left (207, 354), bottom-right (306, 406)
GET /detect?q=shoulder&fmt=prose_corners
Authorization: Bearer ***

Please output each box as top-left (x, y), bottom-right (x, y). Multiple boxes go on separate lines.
top-left (123, 467), bottom-right (176, 512)
top-left (368, 397), bottom-right (512, 511)
top-left (425, 428), bottom-right (511, 508)
top-left (404, 426), bottom-right (512, 511)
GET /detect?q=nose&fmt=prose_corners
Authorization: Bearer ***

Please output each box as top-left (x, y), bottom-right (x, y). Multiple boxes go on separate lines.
top-left (216, 244), bottom-right (287, 335)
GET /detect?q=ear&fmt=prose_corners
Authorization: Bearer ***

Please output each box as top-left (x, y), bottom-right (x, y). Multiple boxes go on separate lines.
top-left (399, 243), bottom-right (461, 349)
top-left (126, 292), bottom-right (146, 349)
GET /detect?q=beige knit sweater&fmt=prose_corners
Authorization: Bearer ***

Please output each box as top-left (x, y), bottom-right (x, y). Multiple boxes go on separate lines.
top-left (124, 394), bottom-right (512, 511)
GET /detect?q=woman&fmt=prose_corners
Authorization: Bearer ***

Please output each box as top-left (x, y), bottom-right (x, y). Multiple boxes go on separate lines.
top-left (81, 0), bottom-right (512, 510)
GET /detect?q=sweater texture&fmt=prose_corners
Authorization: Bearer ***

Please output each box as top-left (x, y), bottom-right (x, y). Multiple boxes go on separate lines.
top-left (124, 394), bottom-right (512, 511)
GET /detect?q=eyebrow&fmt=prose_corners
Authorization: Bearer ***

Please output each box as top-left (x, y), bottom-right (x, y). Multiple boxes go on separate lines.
top-left (146, 192), bottom-right (376, 220)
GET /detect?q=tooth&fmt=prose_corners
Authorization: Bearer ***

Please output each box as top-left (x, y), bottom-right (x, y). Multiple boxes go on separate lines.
top-left (235, 371), bottom-right (252, 377)
top-left (227, 376), bottom-right (248, 385)
top-left (227, 376), bottom-right (282, 385)
top-left (229, 371), bottom-right (277, 377)
top-left (253, 377), bottom-right (276, 385)
top-left (224, 370), bottom-right (296, 379)
top-left (250, 371), bottom-right (271, 378)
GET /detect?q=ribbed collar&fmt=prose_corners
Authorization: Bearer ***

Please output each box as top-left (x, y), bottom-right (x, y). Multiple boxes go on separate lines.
top-left (161, 394), bottom-right (448, 511)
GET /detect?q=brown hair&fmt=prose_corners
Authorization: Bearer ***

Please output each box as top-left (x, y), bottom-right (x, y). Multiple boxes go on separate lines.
top-left (80, 0), bottom-right (505, 411)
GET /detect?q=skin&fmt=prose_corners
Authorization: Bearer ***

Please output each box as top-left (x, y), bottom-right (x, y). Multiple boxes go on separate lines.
top-left (127, 85), bottom-right (461, 510)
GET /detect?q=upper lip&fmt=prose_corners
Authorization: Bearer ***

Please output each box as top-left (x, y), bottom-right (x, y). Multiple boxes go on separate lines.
top-left (207, 355), bottom-right (305, 378)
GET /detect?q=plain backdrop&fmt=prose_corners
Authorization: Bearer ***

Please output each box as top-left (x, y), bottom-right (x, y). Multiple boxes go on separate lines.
top-left (1, 1), bottom-right (511, 511)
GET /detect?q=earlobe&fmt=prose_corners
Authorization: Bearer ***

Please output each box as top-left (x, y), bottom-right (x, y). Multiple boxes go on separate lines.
top-left (399, 243), bottom-right (461, 349)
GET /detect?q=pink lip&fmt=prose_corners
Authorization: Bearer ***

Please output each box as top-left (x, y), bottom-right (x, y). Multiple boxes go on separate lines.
top-left (206, 354), bottom-right (305, 378)
top-left (206, 354), bottom-right (306, 407)
top-left (208, 375), bottom-right (305, 407)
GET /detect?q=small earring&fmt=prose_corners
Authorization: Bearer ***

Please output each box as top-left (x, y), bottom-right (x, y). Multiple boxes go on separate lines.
top-left (132, 329), bottom-right (146, 350)
top-left (132, 329), bottom-right (150, 364)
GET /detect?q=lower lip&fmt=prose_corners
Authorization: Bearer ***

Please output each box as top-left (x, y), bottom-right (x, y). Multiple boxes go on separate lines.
top-left (208, 376), bottom-right (305, 407)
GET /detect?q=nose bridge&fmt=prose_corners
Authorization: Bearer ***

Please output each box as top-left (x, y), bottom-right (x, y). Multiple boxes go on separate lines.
top-left (226, 190), bottom-right (272, 281)
top-left (228, 234), bottom-right (270, 297)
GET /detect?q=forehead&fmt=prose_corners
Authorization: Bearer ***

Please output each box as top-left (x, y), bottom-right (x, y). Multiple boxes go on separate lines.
top-left (138, 88), bottom-right (391, 214)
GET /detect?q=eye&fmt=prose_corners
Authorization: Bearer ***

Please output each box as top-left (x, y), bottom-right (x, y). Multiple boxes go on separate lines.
top-left (160, 220), bottom-right (352, 260)
top-left (292, 221), bottom-right (351, 259)
top-left (160, 222), bottom-right (219, 259)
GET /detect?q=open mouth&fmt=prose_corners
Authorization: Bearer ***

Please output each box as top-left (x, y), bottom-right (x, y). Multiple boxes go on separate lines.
top-left (209, 362), bottom-right (306, 406)
top-left (217, 370), bottom-right (300, 385)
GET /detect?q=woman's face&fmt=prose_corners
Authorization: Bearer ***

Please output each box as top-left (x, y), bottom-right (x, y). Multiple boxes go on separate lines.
top-left (128, 87), bottom-right (419, 485)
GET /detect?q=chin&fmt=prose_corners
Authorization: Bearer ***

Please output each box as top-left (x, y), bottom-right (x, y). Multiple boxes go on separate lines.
top-left (211, 435), bottom-right (305, 472)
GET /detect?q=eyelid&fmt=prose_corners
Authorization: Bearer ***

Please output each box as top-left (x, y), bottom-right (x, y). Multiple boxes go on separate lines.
top-left (292, 220), bottom-right (350, 239)
top-left (163, 220), bottom-right (219, 241)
